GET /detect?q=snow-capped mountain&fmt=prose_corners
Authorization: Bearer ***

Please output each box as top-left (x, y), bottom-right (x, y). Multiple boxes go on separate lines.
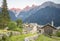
top-left (23, 1), bottom-right (60, 27)
top-left (10, 8), bottom-right (21, 17)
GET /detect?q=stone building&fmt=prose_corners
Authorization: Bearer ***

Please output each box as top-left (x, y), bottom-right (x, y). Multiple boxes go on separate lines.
top-left (23, 23), bottom-right (38, 34)
top-left (38, 24), bottom-right (57, 35)
top-left (23, 21), bottom-right (58, 35)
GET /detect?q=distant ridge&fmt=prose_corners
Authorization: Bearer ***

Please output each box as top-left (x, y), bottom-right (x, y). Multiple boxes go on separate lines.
top-left (40, 1), bottom-right (60, 8)
top-left (0, 1), bottom-right (60, 27)
top-left (21, 1), bottom-right (60, 27)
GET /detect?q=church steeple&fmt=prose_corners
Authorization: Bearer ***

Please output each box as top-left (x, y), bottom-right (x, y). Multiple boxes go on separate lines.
top-left (51, 20), bottom-right (54, 26)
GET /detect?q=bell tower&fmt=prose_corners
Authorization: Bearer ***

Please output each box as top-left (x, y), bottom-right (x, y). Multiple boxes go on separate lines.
top-left (51, 20), bottom-right (54, 26)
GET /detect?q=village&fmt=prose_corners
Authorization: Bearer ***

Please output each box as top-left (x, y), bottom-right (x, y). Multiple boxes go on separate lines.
top-left (0, 0), bottom-right (60, 41)
top-left (23, 21), bottom-right (60, 34)
top-left (0, 21), bottom-right (60, 41)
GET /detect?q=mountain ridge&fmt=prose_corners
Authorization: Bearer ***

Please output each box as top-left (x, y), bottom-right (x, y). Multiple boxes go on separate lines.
top-left (0, 1), bottom-right (60, 27)
top-left (22, 1), bottom-right (60, 27)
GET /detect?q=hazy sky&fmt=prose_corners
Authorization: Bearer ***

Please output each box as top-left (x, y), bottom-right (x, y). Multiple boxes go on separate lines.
top-left (0, 0), bottom-right (60, 9)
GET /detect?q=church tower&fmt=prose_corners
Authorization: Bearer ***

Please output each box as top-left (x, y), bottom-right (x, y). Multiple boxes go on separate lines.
top-left (51, 20), bottom-right (54, 26)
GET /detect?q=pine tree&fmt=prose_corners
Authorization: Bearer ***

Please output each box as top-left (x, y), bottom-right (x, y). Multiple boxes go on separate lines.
top-left (2, 0), bottom-right (10, 21)
top-left (0, 0), bottom-right (10, 29)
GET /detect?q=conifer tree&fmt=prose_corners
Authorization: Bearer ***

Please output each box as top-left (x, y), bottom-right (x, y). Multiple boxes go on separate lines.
top-left (0, 0), bottom-right (10, 28)
top-left (2, 0), bottom-right (10, 21)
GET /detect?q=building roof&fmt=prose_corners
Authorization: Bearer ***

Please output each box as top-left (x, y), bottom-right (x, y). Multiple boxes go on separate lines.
top-left (41, 24), bottom-right (56, 29)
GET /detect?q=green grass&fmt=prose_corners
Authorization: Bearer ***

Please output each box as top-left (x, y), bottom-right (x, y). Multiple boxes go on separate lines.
top-left (52, 36), bottom-right (60, 41)
top-left (7, 33), bottom-right (36, 41)
top-left (0, 30), bottom-right (60, 41)
top-left (36, 35), bottom-right (60, 41)
top-left (8, 34), bottom-right (60, 41)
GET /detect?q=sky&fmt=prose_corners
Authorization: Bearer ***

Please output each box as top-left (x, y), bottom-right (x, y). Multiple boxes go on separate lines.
top-left (0, 0), bottom-right (60, 9)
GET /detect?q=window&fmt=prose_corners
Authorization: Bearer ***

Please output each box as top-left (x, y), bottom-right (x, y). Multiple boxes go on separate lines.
top-left (39, 30), bottom-right (41, 33)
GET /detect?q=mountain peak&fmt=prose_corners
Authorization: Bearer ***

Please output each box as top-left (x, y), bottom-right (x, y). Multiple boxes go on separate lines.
top-left (32, 4), bottom-right (37, 7)
top-left (23, 6), bottom-right (31, 11)
top-left (44, 1), bottom-right (55, 4)
top-left (10, 8), bottom-right (21, 12)
top-left (41, 1), bottom-right (55, 7)
top-left (39, 1), bottom-right (60, 8)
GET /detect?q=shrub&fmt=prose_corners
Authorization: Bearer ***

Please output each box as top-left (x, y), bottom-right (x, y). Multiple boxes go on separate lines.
top-left (7, 21), bottom-right (17, 31)
top-left (56, 31), bottom-right (60, 37)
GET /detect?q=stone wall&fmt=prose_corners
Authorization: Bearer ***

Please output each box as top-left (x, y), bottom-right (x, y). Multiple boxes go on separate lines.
top-left (0, 31), bottom-right (20, 39)
top-left (24, 34), bottom-right (39, 41)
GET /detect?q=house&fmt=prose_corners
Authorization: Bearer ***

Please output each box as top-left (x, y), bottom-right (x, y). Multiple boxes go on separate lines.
top-left (38, 24), bottom-right (57, 35)
top-left (23, 23), bottom-right (38, 34)
top-left (23, 21), bottom-right (58, 35)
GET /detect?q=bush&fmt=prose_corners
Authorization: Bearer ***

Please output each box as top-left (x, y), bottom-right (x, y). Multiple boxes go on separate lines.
top-left (56, 31), bottom-right (60, 37)
top-left (16, 19), bottom-right (23, 28)
top-left (7, 21), bottom-right (17, 31)
top-left (7, 21), bottom-right (23, 33)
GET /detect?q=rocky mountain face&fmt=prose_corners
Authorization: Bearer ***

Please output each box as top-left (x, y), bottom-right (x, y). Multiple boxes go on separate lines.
top-left (0, 1), bottom-right (60, 27)
top-left (22, 1), bottom-right (60, 27)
